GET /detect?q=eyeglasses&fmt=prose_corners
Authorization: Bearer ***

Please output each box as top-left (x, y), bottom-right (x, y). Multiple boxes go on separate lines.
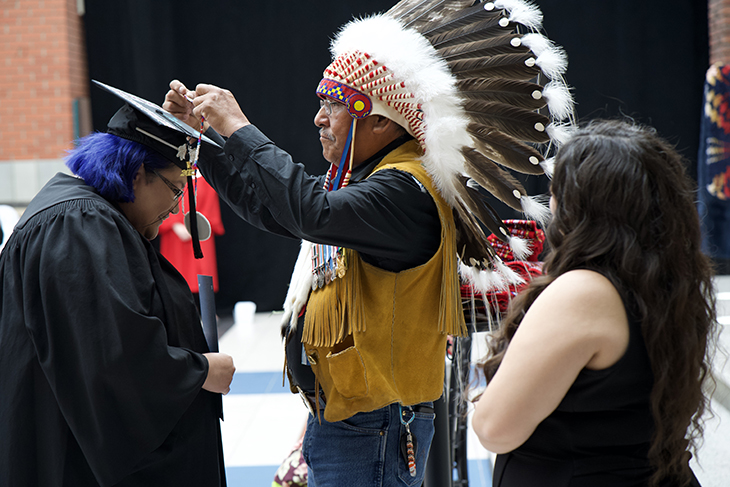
top-left (149, 167), bottom-right (185, 201)
top-left (319, 98), bottom-right (345, 116)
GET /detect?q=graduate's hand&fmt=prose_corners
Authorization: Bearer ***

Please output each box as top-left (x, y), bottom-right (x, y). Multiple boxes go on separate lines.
top-left (191, 83), bottom-right (250, 138)
top-left (163, 79), bottom-right (207, 131)
top-left (202, 352), bottom-right (236, 394)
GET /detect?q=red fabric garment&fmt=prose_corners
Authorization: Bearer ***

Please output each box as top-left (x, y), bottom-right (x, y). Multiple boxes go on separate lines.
top-left (158, 177), bottom-right (225, 293)
top-left (486, 219), bottom-right (545, 262)
top-left (460, 260), bottom-right (543, 318)
top-left (461, 220), bottom-right (545, 319)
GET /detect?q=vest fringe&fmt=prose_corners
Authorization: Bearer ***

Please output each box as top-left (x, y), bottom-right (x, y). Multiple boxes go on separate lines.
top-left (439, 216), bottom-right (469, 337)
top-left (348, 250), bottom-right (366, 334)
top-left (303, 255), bottom-right (366, 348)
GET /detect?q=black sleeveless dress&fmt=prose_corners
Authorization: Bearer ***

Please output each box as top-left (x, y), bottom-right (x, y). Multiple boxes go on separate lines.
top-left (492, 301), bottom-right (700, 487)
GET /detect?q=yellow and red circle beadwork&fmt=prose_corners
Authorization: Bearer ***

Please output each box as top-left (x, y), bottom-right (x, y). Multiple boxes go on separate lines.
top-left (316, 78), bottom-right (372, 119)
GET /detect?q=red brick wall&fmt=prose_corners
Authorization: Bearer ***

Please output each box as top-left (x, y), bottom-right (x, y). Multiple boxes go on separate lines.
top-left (710, 0), bottom-right (730, 65)
top-left (0, 0), bottom-right (89, 161)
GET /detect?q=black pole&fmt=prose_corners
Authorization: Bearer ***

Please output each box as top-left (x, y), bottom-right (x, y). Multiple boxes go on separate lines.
top-left (423, 394), bottom-right (452, 487)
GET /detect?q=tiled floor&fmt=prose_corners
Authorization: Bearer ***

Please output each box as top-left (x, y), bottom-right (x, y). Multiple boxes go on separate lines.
top-left (218, 275), bottom-right (730, 486)
top-left (218, 310), bottom-right (310, 486)
top-left (218, 309), bottom-right (493, 486)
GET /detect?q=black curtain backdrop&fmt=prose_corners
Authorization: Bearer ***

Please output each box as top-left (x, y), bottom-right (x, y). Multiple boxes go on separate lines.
top-left (84, 0), bottom-right (708, 313)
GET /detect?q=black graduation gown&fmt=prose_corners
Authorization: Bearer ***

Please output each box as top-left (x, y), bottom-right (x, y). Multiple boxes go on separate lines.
top-left (0, 173), bottom-right (226, 486)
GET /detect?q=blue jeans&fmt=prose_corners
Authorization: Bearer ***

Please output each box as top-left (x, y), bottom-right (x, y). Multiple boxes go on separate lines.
top-left (302, 402), bottom-right (435, 487)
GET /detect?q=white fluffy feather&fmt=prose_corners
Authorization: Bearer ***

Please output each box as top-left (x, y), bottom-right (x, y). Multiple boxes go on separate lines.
top-left (281, 240), bottom-right (313, 330)
top-left (543, 81), bottom-right (574, 121)
top-left (547, 121), bottom-right (576, 147)
top-left (459, 256), bottom-right (526, 294)
top-left (520, 33), bottom-right (552, 57)
top-left (495, 0), bottom-right (543, 31)
top-left (521, 34), bottom-right (568, 80)
top-left (520, 194), bottom-right (551, 228)
top-left (494, 258), bottom-right (526, 286)
top-left (540, 156), bottom-right (555, 178)
top-left (460, 262), bottom-right (508, 293)
top-left (508, 235), bottom-right (531, 260)
top-left (536, 48), bottom-right (568, 80)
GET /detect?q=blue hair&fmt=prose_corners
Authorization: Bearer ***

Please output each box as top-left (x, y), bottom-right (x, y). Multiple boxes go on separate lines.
top-left (65, 132), bottom-right (172, 202)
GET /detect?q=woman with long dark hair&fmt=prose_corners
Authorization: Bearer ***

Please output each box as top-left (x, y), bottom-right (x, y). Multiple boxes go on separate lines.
top-left (472, 120), bottom-right (716, 487)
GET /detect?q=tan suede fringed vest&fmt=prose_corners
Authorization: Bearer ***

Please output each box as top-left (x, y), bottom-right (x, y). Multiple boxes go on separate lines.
top-left (302, 140), bottom-right (467, 422)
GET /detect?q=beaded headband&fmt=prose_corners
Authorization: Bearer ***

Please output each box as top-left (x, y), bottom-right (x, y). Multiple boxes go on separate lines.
top-left (316, 79), bottom-right (373, 119)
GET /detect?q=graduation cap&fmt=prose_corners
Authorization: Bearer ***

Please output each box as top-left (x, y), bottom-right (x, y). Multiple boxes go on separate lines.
top-left (92, 80), bottom-right (221, 259)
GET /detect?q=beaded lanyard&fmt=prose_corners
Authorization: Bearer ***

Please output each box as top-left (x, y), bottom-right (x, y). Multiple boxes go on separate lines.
top-left (179, 94), bottom-right (206, 258)
top-left (311, 118), bottom-right (356, 290)
top-left (182, 93), bottom-right (204, 171)
top-left (399, 404), bottom-right (418, 477)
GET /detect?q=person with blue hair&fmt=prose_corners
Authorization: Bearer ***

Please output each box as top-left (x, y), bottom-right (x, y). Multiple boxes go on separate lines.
top-left (0, 85), bottom-right (234, 487)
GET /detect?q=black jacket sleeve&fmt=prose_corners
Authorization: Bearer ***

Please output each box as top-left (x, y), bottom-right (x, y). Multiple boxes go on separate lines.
top-left (199, 124), bottom-right (440, 270)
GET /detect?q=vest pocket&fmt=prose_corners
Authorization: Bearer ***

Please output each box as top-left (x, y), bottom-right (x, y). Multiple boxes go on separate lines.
top-left (326, 346), bottom-right (369, 398)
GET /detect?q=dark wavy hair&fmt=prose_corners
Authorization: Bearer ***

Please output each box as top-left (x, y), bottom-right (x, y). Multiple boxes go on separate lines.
top-left (480, 120), bottom-right (716, 486)
top-left (65, 132), bottom-right (171, 202)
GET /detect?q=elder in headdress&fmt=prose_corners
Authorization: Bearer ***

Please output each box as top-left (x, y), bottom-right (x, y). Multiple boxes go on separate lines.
top-left (164, 1), bottom-right (573, 484)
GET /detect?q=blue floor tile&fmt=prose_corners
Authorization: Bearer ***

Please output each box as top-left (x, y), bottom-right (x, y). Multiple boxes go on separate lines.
top-left (226, 465), bottom-right (279, 486)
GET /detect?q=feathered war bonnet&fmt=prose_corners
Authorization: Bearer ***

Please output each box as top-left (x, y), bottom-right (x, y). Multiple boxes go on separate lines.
top-left (315, 0), bottom-right (574, 292)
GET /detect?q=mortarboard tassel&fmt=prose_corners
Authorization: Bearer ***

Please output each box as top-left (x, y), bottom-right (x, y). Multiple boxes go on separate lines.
top-left (186, 175), bottom-right (204, 259)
